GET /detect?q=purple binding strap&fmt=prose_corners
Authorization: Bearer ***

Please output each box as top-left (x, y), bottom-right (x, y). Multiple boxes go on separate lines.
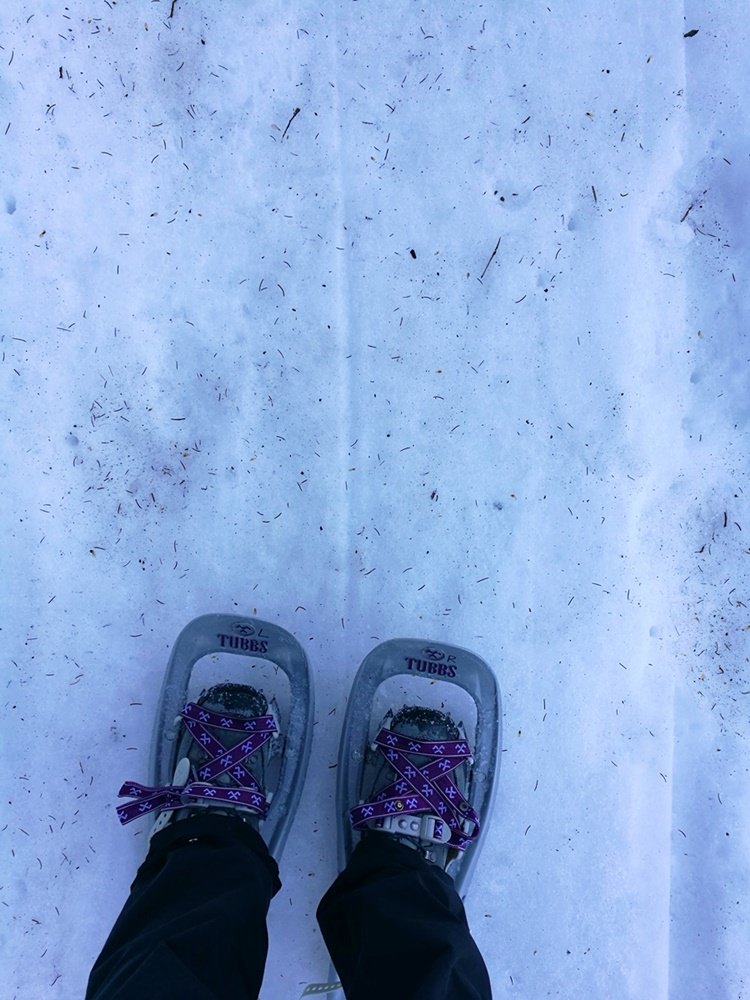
top-left (350, 726), bottom-right (480, 851)
top-left (116, 701), bottom-right (277, 825)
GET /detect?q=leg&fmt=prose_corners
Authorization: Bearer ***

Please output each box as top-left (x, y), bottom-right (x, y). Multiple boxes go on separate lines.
top-left (317, 834), bottom-right (492, 1000)
top-left (86, 814), bottom-right (281, 1000)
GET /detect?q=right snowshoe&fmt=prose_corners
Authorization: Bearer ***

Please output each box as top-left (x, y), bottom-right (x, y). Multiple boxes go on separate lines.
top-left (337, 638), bottom-right (501, 897)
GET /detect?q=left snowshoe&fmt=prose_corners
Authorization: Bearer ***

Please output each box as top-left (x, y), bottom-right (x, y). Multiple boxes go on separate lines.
top-left (115, 614), bottom-right (313, 862)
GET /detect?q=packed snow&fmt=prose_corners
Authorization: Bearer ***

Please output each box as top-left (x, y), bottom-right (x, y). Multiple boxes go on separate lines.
top-left (2, 3), bottom-right (748, 998)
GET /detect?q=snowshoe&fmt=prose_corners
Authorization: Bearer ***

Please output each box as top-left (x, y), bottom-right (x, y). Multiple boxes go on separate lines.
top-left (115, 614), bottom-right (313, 862)
top-left (337, 638), bottom-right (501, 897)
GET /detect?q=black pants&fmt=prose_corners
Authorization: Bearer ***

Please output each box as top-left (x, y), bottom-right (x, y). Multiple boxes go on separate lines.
top-left (86, 815), bottom-right (491, 1000)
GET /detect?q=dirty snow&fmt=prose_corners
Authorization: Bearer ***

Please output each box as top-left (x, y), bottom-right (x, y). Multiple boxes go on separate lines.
top-left (2, 3), bottom-right (748, 998)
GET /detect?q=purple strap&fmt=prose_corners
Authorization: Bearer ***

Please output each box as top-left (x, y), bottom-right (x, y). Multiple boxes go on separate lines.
top-left (116, 701), bottom-right (277, 825)
top-left (350, 727), bottom-right (480, 851)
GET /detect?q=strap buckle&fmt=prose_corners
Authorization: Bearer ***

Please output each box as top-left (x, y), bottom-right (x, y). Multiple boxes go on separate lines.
top-left (375, 812), bottom-right (452, 845)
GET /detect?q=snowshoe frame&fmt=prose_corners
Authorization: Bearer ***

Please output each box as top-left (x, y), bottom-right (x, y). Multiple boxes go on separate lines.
top-left (336, 638), bottom-right (501, 898)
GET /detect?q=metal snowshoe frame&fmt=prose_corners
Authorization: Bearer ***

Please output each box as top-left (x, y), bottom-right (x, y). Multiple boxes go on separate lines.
top-left (336, 638), bottom-right (501, 898)
top-left (149, 613), bottom-right (314, 862)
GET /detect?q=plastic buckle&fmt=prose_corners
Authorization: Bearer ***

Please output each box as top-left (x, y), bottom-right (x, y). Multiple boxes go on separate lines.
top-left (376, 813), bottom-right (451, 845)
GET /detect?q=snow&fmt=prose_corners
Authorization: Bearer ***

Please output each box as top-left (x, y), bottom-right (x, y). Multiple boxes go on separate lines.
top-left (1, 2), bottom-right (748, 997)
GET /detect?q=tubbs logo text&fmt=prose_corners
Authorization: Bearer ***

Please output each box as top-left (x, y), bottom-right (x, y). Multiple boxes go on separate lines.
top-left (217, 633), bottom-right (269, 654)
top-left (405, 656), bottom-right (457, 678)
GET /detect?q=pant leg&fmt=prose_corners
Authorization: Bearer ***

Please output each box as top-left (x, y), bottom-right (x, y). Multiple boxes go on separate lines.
top-left (86, 814), bottom-right (281, 1000)
top-left (317, 834), bottom-right (492, 1000)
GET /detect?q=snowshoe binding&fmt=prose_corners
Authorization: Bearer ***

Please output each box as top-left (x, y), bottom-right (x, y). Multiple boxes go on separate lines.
top-left (352, 705), bottom-right (477, 870)
top-left (115, 614), bottom-right (313, 862)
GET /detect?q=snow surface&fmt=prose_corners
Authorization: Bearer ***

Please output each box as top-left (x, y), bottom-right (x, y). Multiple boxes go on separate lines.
top-left (2, 2), bottom-right (749, 998)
